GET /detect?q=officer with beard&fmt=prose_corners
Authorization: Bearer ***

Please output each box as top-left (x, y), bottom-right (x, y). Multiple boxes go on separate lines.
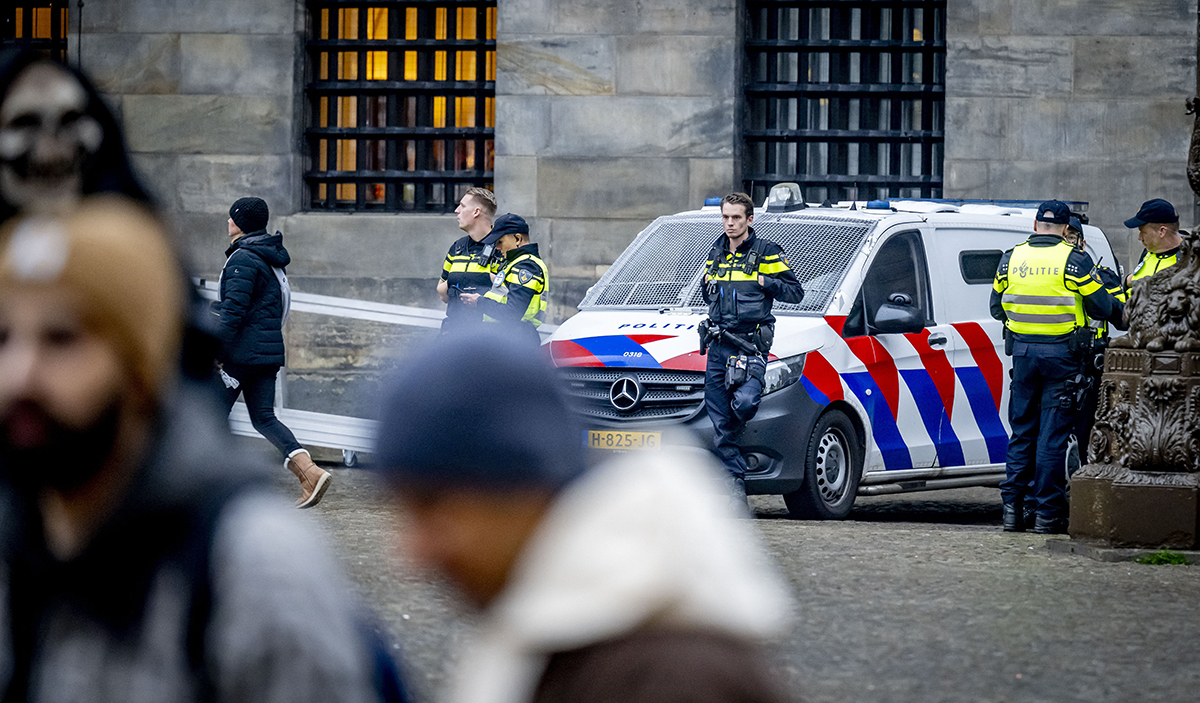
top-left (0, 197), bottom-right (403, 703)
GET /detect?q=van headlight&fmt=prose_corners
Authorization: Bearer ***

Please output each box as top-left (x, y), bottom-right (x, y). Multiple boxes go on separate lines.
top-left (762, 353), bottom-right (806, 395)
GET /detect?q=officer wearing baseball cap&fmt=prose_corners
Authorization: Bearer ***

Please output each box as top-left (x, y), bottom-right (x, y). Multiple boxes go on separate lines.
top-left (990, 200), bottom-right (1122, 534)
top-left (1124, 198), bottom-right (1183, 286)
top-left (458, 213), bottom-right (547, 346)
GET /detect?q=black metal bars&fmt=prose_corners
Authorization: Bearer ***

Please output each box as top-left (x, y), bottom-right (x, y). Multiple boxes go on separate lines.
top-left (304, 1), bottom-right (496, 213)
top-left (743, 0), bottom-right (946, 204)
top-left (0, 3), bottom-right (69, 63)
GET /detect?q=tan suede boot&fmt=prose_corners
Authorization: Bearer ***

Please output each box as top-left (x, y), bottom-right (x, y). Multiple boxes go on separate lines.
top-left (285, 449), bottom-right (332, 509)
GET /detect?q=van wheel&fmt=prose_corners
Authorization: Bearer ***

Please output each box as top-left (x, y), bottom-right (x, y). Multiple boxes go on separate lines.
top-left (784, 410), bottom-right (862, 520)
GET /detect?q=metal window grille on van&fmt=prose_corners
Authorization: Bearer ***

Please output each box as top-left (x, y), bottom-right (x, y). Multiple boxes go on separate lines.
top-left (742, 0), bottom-right (946, 204)
top-left (1, 3), bottom-right (69, 63)
top-left (579, 212), bottom-right (876, 315)
top-left (304, 1), bottom-right (496, 213)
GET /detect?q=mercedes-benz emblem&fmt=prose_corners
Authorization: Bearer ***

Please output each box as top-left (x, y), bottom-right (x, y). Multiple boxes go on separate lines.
top-left (609, 376), bottom-right (643, 412)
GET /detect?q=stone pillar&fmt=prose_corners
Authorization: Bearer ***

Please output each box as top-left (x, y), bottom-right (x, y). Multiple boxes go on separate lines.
top-left (1071, 232), bottom-right (1200, 548)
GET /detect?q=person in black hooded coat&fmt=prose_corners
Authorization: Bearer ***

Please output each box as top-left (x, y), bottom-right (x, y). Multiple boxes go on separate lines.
top-left (213, 197), bottom-right (332, 508)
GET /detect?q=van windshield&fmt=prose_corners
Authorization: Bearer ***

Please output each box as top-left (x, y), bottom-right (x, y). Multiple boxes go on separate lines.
top-left (579, 211), bottom-right (877, 315)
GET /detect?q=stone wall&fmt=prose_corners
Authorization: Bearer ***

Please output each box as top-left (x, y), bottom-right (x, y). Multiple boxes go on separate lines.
top-left (493, 0), bottom-right (741, 321)
top-left (944, 0), bottom-right (1199, 270)
top-left (75, 0), bottom-right (742, 419)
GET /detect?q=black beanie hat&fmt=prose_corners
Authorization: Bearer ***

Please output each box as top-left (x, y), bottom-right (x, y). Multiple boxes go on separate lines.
top-left (230, 197), bottom-right (269, 233)
top-left (373, 327), bottom-right (586, 491)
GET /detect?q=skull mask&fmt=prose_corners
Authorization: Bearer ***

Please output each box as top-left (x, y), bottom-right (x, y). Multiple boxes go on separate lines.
top-left (0, 61), bottom-right (103, 214)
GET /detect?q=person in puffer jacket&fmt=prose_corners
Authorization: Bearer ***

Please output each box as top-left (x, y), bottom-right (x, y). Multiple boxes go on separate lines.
top-left (213, 196), bottom-right (331, 508)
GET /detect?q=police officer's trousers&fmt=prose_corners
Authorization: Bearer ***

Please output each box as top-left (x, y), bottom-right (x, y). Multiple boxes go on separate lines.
top-left (704, 339), bottom-right (764, 479)
top-left (1000, 344), bottom-right (1081, 520)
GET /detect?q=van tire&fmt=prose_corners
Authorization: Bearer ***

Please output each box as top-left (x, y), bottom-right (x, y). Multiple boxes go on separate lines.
top-left (784, 410), bottom-right (862, 520)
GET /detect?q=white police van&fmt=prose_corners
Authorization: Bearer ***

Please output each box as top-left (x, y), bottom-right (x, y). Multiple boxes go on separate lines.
top-left (547, 185), bottom-right (1121, 519)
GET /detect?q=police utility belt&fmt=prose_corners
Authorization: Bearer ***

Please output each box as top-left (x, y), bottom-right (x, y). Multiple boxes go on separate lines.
top-left (1002, 325), bottom-right (1095, 358)
top-left (699, 319), bottom-right (773, 390)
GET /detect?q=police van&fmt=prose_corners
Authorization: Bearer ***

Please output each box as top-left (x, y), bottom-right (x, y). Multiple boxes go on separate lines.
top-left (546, 185), bottom-right (1121, 519)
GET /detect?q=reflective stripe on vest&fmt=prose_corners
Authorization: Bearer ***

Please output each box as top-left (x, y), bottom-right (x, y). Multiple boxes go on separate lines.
top-left (483, 253), bottom-right (549, 327)
top-left (1129, 250), bottom-right (1178, 282)
top-left (1000, 240), bottom-right (1085, 336)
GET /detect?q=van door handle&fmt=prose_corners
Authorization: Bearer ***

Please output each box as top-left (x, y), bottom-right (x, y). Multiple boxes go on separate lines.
top-left (927, 333), bottom-right (949, 348)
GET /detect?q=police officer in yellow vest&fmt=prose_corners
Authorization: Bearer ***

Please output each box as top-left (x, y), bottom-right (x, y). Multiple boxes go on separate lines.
top-left (1123, 198), bottom-right (1182, 288)
top-left (990, 200), bottom-right (1121, 534)
top-left (460, 213), bottom-right (547, 346)
top-left (438, 188), bottom-right (499, 333)
top-left (1062, 215), bottom-right (1126, 474)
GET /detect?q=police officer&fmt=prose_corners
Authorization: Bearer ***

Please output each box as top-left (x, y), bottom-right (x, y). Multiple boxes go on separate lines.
top-left (990, 200), bottom-right (1120, 534)
top-left (1123, 198), bottom-right (1182, 288)
top-left (437, 187), bottom-right (498, 333)
top-left (1062, 216), bottom-right (1125, 474)
top-left (701, 192), bottom-right (805, 503)
top-left (460, 213), bottom-right (547, 346)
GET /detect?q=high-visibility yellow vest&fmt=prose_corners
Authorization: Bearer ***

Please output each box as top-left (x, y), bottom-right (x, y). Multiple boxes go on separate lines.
top-left (483, 253), bottom-right (549, 327)
top-left (1001, 240), bottom-right (1085, 336)
top-left (1129, 248), bottom-right (1178, 283)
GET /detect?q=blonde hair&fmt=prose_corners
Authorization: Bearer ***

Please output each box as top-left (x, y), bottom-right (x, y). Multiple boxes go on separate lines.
top-left (464, 187), bottom-right (497, 221)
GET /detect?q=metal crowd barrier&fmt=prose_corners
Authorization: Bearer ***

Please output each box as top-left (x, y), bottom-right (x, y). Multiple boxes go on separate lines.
top-left (196, 279), bottom-right (557, 465)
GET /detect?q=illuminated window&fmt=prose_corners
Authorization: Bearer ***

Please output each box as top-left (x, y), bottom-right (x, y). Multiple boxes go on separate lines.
top-left (305, 2), bottom-right (497, 212)
top-left (1, 2), bottom-right (69, 63)
top-left (743, 1), bottom-right (945, 203)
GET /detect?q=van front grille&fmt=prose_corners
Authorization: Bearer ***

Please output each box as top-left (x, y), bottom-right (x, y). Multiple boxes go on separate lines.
top-left (559, 368), bottom-right (706, 424)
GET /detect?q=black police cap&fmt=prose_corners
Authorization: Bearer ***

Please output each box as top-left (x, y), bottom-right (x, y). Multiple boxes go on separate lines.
top-left (1035, 200), bottom-right (1071, 225)
top-left (482, 213), bottom-right (530, 245)
top-left (1124, 198), bottom-right (1178, 228)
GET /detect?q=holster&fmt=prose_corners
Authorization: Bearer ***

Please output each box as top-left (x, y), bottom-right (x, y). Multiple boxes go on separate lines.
top-left (725, 354), bottom-right (750, 390)
top-left (1003, 326), bottom-right (1014, 357)
top-left (1059, 373), bottom-right (1091, 411)
top-left (699, 319), bottom-right (715, 354)
top-left (752, 323), bottom-right (775, 355)
top-left (1068, 327), bottom-right (1094, 358)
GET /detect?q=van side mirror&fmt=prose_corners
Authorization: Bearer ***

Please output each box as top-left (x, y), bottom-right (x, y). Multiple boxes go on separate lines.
top-left (872, 293), bottom-right (925, 334)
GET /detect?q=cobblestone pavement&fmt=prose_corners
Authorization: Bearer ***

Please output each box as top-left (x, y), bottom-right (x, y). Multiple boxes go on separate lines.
top-left (286, 465), bottom-right (1199, 703)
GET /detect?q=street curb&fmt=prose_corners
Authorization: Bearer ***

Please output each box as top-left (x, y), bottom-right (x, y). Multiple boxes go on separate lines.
top-left (1045, 538), bottom-right (1199, 564)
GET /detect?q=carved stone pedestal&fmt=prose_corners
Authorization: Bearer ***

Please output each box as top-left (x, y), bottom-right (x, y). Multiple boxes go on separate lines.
top-left (1070, 464), bottom-right (1199, 548)
top-left (1071, 343), bottom-right (1200, 548)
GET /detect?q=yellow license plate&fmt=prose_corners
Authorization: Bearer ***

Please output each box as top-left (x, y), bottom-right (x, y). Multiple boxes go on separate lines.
top-left (586, 430), bottom-right (661, 451)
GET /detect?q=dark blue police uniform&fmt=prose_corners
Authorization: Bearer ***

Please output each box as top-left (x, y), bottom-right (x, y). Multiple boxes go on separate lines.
top-left (989, 201), bottom-right (1119, 534)
top-left (701, 227), bottom-right (804, 484)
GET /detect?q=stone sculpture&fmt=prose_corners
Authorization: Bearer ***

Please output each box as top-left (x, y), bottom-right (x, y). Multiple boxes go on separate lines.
top-left (1071, 228), bottom-right (1200, 548)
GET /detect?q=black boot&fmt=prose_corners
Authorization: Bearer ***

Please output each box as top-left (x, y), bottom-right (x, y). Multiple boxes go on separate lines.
top-left (1032, 515), bottom-right (1069, 535)
top-left (1002, 502), bottom-right (1025, 532)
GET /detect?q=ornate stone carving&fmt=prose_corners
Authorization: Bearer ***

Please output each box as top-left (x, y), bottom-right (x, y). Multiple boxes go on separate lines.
top-left (1073, 216), bottom-right (1200, 547)
top-left (1113, 228), bottom-right (1200, 351)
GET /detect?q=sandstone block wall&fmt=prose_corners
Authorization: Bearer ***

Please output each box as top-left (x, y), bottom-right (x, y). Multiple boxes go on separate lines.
top-left (944, 0), bottom-right (1199, 270)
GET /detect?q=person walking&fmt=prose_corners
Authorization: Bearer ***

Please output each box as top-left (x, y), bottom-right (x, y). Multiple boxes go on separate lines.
top-left (700, 193), bottom-right (804, 503)
top-left (372, 328), bottom-right (792, 703)
top-left (438, 187), bottom-right (499, 333)
top-left (459, 213), bottom-right (547, 346)
top-left (213, 196), bottom-right (330, 508)
top-left (990, 200), bottom-right (1122, 534)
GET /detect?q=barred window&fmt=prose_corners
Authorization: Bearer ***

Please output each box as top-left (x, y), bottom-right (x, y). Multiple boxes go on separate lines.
top-left (305, 1), bottom-right (496, 213)
top-left (743, 0), bottom-right (945, 204)
top-left (1, 2), bottom-right (69, 63)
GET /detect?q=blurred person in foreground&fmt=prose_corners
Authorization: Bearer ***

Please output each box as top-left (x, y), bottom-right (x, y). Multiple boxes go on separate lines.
top-left (0, 197), bottom-right (404, 703)
top-left (0, 48), bottom-right (149, 223)
top-left (373, 327), bottom-right (792, 703)
top-left (213, 196), bottom-right (330, 508)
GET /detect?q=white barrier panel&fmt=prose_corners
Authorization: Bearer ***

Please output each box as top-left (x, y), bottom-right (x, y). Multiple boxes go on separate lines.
top-left (200, 279), bottom-right (557, 462)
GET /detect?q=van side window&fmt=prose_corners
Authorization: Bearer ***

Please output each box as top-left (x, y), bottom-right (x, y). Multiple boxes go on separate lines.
top-left (842, 230), bottom-right (933, 338)
top-left (959, 250), bottom-right (1004, 285)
